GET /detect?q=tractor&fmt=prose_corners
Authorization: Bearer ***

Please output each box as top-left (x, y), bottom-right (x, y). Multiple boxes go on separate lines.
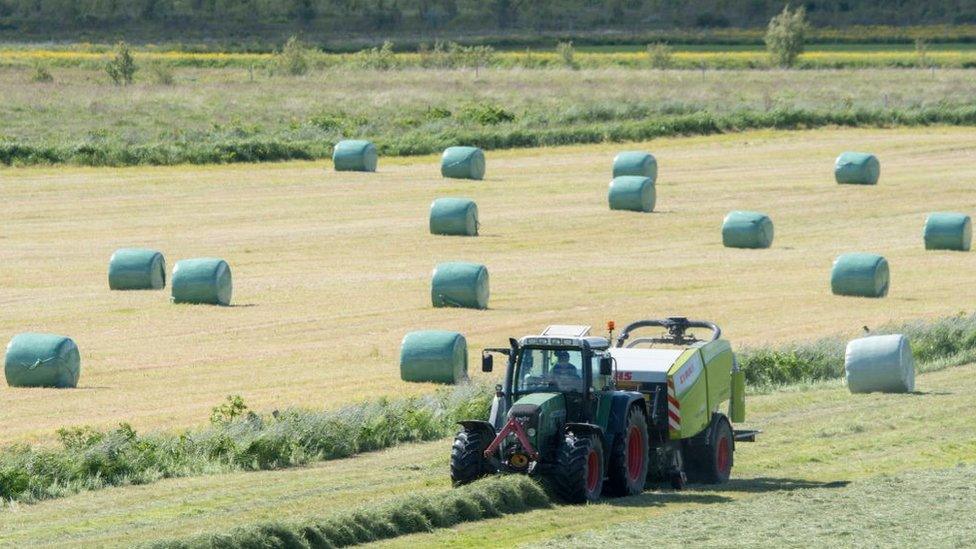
top-left (450, 317), bottom-right (756, 502)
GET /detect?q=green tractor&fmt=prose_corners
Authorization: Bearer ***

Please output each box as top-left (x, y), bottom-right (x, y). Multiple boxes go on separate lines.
top-left (450, 318), bottom-right (756, 502)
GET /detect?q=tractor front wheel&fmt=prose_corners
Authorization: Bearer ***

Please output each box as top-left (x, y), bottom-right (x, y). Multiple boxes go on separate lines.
top-left (605, 405), bottom-right (649, 496)
top-left (551, 432), bottom-right (604, 503)
top-left (450, 428), bottom-right (493, 486)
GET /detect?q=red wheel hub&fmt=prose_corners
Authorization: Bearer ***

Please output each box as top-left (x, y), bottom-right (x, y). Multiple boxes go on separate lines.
top-left (586, 449), bottom-right (600, 493)
top-left (626, 426), bottom-right (644, 482)
top-left (717, 435), bottom-right (731, 475)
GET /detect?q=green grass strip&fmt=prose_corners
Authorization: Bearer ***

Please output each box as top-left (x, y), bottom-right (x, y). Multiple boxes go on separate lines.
top-left (149, 475), bottom-right (551, 549)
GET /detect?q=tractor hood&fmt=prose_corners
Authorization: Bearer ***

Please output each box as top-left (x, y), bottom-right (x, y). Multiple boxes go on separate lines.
top-left (508, 392), bottom-right (567, 448)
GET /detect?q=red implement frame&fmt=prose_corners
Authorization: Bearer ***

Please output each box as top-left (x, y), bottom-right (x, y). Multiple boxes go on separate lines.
top-left (483, 417), bottom-right (540, 460)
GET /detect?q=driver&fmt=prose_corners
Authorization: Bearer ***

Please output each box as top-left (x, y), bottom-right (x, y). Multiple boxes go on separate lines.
top-left (551, 350), bottom-right (582, 391)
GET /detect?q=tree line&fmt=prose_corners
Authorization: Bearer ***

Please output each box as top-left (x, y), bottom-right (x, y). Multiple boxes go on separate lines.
top-left (2, 1), bottom-right (976, 39)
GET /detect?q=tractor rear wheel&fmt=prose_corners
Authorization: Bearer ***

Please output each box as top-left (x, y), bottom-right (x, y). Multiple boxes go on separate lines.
top-left (551, 432), bottom-right (604, 503)
top-left (450, 428), bottom-right (493, 486)
top-left (685, 414), bottom-right (734, 484)
top-left (605, 405), bottom-right (649, 496)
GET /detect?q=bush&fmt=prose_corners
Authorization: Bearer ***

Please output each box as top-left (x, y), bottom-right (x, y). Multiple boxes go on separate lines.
top-left (647, 42), bottom-right (674, 69)
top-left (765, 5), bottom-right (809, 68)
top-left (30, 64), bottom-right (53, 82)
top-left (556, 41), bottom-right (579, 70)
top-left (275, 35), bottom-right (310, 76)
top-left (459, 103), bottom-right (516, 125)
top-left (106, 40), bottom-right (137, 85)
top-left (354, 40), bottom-right (397, 70)
top-left (148, 63), bottom-right (175, 85)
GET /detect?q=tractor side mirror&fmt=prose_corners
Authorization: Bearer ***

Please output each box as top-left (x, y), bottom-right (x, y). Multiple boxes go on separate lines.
top-left (599, 356), bottom-right (613, 376)
top-left (482, 354), bottom-right (493, 373)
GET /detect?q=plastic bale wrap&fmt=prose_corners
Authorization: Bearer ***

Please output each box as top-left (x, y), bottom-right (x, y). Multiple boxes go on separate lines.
top-left (441, 147), bottom-right (486, 180)
top-left (430, 198), bottom-right (478, 236)
top-left (612, 151), bottom-right (657, 180)
top-left (834, 152), bottom-right (880, 185)
top-left (845, 334), bottom-right (915, 394)
top-left (332, 140), bottom-right (378, 172)
top-left (431, 262), bottom-right (489, 309)
top-left (924, 213), bottom-right (972, 251)
top-left (399, 330), bottom-right (468, 384)
top-left (608, 176), bottom-right (656, 213)
top-left (108, 248), bottom-right (166, 290)
top-left (831, 253), bottom-right (889, 298)
top-left (722, 211), bottom-right (774, 249)
top-left (171, 258), bottom-right (233, 306)
top-left (5, 333), bottom-right (80, 388)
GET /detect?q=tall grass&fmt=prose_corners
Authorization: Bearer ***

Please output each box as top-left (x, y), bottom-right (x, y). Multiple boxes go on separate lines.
top-left (150, 475), bottom-right (550, 549)
top-left (0, 382), bottom-right (492, 505)
top-left (740, 312), bottom-right (976, 389)
top-left (6, 105), bottom-right (976, 167)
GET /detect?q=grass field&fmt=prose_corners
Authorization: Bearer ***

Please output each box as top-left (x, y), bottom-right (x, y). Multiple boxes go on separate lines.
top-left (1, 362), bottom-right (972, 547)
top-left (4, 64), bottom-right (976, 166)
top-left (3, 126), bottom-right (976, 446)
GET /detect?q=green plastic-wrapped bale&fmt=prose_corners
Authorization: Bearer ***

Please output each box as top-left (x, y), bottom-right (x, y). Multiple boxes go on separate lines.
top-left (5, 333), bottom-right (80, 388)
top-left (834, 152), bottom-right (880, 185)
top-left (924, 212), bottom-right (971, 251)
top-left (608, 176), bottom-right (655, 213)
top-left (431, 262), bottom-right (489, 309)
top-left (430, 198), bottom-right (478, 236)
top-left (831, 253), bottom-right (889, 298)
top-left (612, 151), bottom-right (657, 180)
top-left (108, 248), bottom-right (166, 290)
top-left (845, 334), bottom-right (914, 394)
top-left (172, 258), bottom-right (233, 306)
top-left (441, 147), bottom-right (485, 180)
top-left (722, 211), bottom-right (774, 249)
top-left (332, 140), bottom-right (378, 172)
top-left (399, 330), bottom-right (468, 384)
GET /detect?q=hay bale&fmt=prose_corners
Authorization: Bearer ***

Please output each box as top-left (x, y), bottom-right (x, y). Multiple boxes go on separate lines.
top-left (924, 212), bottom-right (972, 251)
top-left (5, 333), bottom-right (80, 388)
top-left (834, 152), bottom-right (880, 185)
top-left (441, 147), bottom-right (486, 180)
top-left (399, 330), bottom-right (468, 383)
top-left (612, 151), bottom-right (657, 180)
top-left (831, 253), bottom-right (889, 298)
top-left (722, 211), bottom-right (774, 249)
top-left (431, 262), bottom-right (489, 309)
top-left (172, 258), bottom-right (233, 306)
top-left (608, 176), bottom-right (655, 213)
top-left (430, 198), bottom-right (478, 236)
top-left (333, 140), bottom-right (378, 172)
top-left (108, 248), bottom-right (166, 290)
top-left (845, 334), bottom-right (915, 394)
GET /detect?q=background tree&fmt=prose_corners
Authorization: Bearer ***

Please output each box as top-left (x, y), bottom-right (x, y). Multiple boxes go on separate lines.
top-left (765, 4), bottom-right (809, 68)
top-left (106, 40), bottom-right (137, 85)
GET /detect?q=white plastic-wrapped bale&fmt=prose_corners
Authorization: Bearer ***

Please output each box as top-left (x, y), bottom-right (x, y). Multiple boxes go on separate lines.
top-left (399, 330), bottom-right (468, 384)
top-left (845, 334), bottom-right (915, 394)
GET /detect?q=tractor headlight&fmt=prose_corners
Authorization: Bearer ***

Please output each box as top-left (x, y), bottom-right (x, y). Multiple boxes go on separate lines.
top-left (527, 428), bottom-right (536, 437)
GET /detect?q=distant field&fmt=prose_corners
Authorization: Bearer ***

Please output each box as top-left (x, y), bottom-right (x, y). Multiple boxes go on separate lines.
top-left (4, 64), bottom-right (976, 166)
top-left (2, 362), bottom-right (973, 546)
top-left (3, 127), bottom-right (976, 444)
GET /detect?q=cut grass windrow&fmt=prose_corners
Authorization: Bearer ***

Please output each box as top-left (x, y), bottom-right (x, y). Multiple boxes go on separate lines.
top-left (148, 475), bottom-right (550, 549)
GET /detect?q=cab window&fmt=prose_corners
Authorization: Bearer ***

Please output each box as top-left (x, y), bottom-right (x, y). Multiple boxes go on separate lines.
top-left (514, 348), bottom-right (584, 394)
top-left (591, 355), bottom-right (609, 390)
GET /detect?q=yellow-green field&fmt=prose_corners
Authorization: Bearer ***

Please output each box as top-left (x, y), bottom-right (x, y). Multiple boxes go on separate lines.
top-left (3, 127), bottom-right (976, 443)
top-left (1, 363), bottom-right (972, 547)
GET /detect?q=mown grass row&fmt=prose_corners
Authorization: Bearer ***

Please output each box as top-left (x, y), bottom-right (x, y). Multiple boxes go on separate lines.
top-left (1, 313), bottom-right (975, 508)
top-left (6, 105), bottom-right (976, 167)
top-left (148, 475), bottom-right (550, 549)
top-left (0, 382), bottom-right (492, 505)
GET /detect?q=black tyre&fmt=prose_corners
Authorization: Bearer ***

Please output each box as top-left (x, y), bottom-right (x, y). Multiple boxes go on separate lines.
top-left (551, 432), bottom-right (604, 503)
top-left (605, 406), bottom-right (650, 497)
top-left (684, 414), bottom-right (734, 484)
top-left (450, 428), bottom-right (493, 486)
